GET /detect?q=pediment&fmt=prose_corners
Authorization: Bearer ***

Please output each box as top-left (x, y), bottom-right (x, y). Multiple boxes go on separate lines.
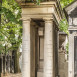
top-left (69, 7), bottom-right (77, 17)
top-left (64, 0), bottom-right (77, 17)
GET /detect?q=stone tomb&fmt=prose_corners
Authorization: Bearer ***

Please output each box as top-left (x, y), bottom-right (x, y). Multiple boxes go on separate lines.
top-left (58, 32), bottom-right (68, 77)
top-left (16, 0), bottom-right (63, 77)
top-left (64, 0), bottom-right (77, 77)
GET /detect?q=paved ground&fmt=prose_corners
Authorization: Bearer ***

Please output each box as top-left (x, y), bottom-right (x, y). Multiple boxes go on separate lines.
top-left (3, 73), bottom-right (22, 77)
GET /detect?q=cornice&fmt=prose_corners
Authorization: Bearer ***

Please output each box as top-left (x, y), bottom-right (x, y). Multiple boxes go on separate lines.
top-left (16, 0), bottom-right (63, 19)
top-left (16, 0), bottom-right (63, 28)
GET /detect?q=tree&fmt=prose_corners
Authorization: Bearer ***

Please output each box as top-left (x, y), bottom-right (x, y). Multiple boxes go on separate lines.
top-left (0, 0), bottom-right (22, 73)
top-left (60, 0), bottom-right (74, 8)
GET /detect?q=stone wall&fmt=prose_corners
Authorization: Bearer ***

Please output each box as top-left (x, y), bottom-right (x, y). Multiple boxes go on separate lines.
top-left (58, 51), bottom-right (68, 77)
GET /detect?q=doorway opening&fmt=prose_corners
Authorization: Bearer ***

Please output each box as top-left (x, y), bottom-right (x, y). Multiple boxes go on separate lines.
top-left (31, 19), bottom-right (44, 77)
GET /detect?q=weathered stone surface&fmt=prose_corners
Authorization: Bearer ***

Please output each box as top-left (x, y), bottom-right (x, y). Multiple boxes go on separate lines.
top-left (58, 32), bottom-right (68, 77)
top-left (3, 73), bottom-right (22, 77)
top-left (64, 1), bottom-right (77, 77)
top-left (22, 19), bottom-right (31, 77)
top-left (44, 19), bottom-right (53, 77)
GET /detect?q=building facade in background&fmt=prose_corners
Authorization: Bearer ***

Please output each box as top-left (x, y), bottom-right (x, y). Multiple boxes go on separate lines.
top-left (64, 0), bottom-right (77, 77)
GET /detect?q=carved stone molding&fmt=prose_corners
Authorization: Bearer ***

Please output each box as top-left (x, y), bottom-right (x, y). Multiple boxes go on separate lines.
top-left (43, 17), bottom-right (53, 23)
top-left (69, 30), bottom-right (77, 34)
top-left (22, 17), bottom-right (31, 22)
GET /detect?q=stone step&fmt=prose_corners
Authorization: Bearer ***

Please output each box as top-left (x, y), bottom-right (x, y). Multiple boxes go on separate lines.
top-left (3, 73), bottom-right (22, 77)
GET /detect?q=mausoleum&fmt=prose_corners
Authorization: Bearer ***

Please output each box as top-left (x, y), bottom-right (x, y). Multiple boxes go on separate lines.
top-left (16, 0), bottom-right (63, 77)
top-left (64, 0), bottom-right (77, 77)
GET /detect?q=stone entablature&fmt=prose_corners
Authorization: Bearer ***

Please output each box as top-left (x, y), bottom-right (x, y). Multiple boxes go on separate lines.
top-left (16, 0), bottom-right (63, 17)
top-left (16, 0), bottom-right (63, 26)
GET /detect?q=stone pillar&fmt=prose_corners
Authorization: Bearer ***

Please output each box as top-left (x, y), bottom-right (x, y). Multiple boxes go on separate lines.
top-left (68, 33), bottom-right (74, 77)
top-left (44, 19), bottom-right (54, 77)
top-left (22, 18), bottom-right (31, 77)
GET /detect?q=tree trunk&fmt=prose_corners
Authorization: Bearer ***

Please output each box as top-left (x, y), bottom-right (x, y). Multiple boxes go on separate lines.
top-left (14, 49), bottom-right (21, 73)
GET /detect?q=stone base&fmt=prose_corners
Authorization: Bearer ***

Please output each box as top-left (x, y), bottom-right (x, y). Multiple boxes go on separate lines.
top-left (1, 73), bottom-right (3, 77)
top-left (37, 71), bottom-right (43, 77)
top-left (1, 73), bottom-right (8, 77)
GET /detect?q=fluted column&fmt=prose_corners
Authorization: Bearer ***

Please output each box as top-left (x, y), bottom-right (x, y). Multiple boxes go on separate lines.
top-left (22, 18), bottom-right (31, 77)
top-left (44, 19), bottom-right (54, 77)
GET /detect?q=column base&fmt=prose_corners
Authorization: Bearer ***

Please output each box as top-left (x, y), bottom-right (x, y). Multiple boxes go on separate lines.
top-left (37, 71), bottom-right (43, 77)
top-left (1, 73), bottom-right (3, 77)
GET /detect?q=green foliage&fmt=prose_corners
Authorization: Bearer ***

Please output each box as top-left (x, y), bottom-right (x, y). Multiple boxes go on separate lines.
top-left (59, 0), bottom-right (74, 34)
top-left (0, 0), bottom-right (22, 54)
top-left (60, 0), bottom-right (74, 8)
top-left (59, 0), bottom-right (74, 54)
top-left (59, 18), bottom-right (69, 34)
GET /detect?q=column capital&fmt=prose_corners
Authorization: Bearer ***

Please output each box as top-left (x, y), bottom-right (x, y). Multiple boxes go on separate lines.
top-left (22, 17), bottom-right (31, 22)
top-left (43, 18), bottom-right (53, 23)
top-left (22, 18), bottom-right (31, 24)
